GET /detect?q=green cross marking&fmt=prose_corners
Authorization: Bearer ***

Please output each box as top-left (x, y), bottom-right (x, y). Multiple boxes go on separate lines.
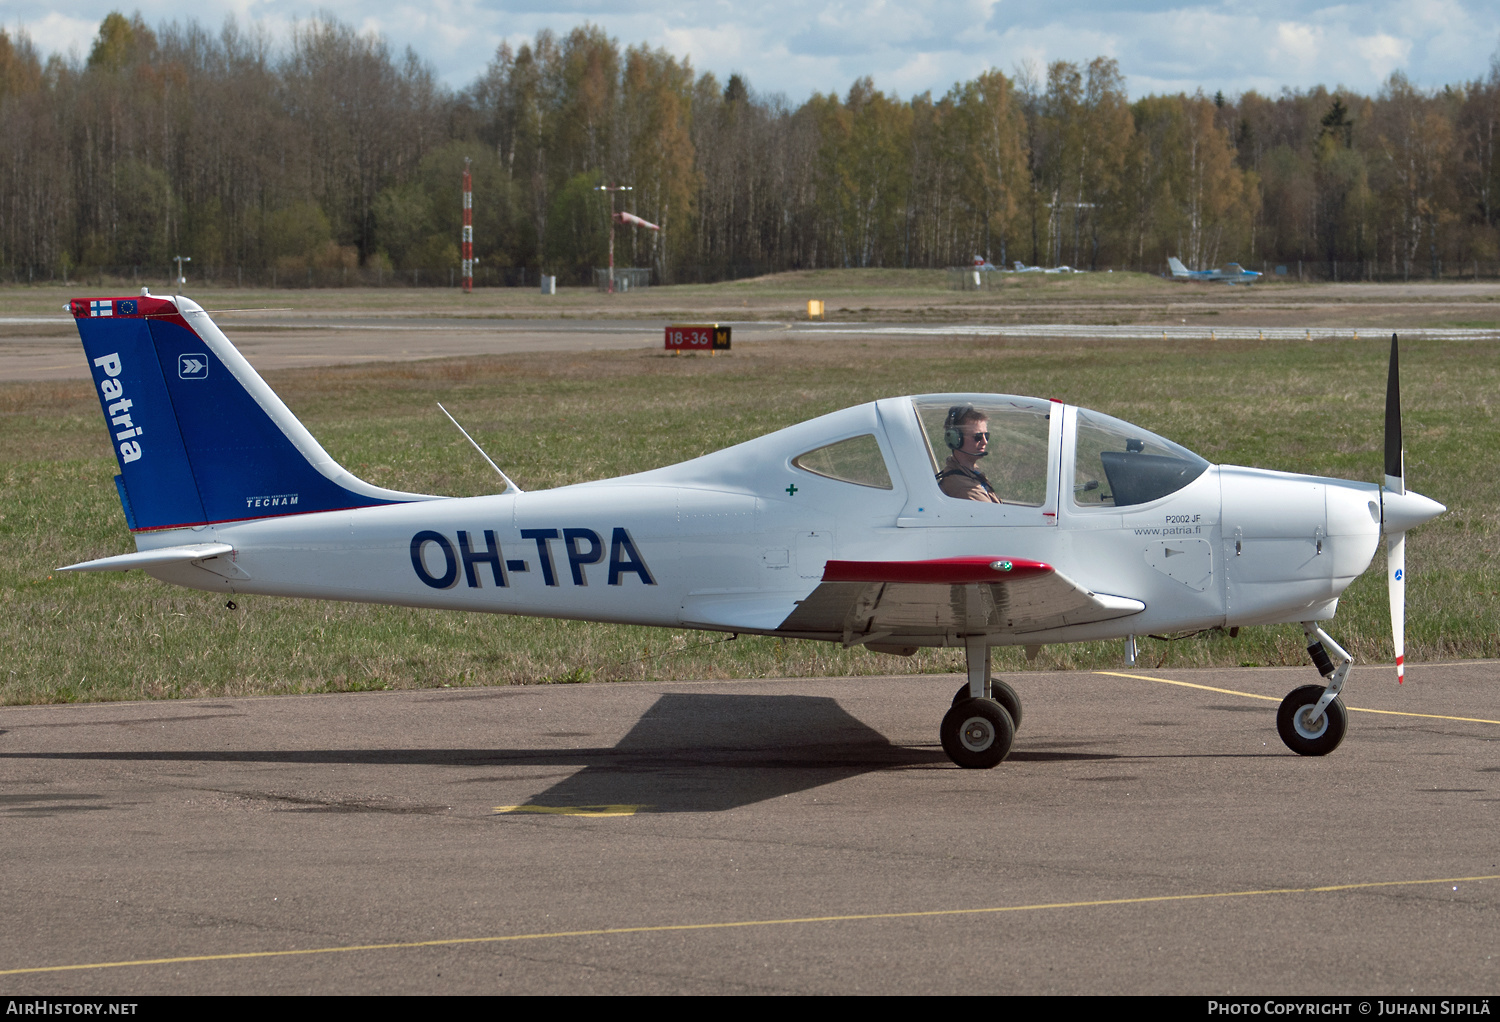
top-left (785, 483), bottom-right (798, 496)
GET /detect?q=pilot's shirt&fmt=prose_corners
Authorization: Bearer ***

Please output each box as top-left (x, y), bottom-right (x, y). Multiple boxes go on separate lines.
top-left (938, 456), bottom-right (1002, 502)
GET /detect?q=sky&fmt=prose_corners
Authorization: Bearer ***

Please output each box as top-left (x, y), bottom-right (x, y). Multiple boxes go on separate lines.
top-left (6, 0), bottom-right (1499, 102)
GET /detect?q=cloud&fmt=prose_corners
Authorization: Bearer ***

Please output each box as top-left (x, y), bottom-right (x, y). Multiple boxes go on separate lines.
top-left (1354, 33), bottom-right (1411, 80)
top-left (1272, 22), bottom-right (1323, 69)
top-left (8, 0), bottom-right (1499, 100)
top-left (13, 11), bottom-right (99, 62)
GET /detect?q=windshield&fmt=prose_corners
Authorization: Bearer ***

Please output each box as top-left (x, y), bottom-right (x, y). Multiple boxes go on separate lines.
top-left (1073, 409), bottom-right (1208, 507)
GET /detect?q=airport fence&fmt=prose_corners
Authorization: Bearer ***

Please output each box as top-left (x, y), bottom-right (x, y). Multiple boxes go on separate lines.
top-left (11, 259), bottom-right (1500, 290)
top-left (591, 268), bottom-right (652, 292)
top-left (3, 264), bottom-right (578, 290)
top-left (946, 267), bottom-right (1008, 290)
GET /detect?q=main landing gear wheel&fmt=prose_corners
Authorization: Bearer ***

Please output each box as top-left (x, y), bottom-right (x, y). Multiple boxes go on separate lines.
top-left (1276, 684), bottom-right (1348, 756)
top-left (940, 697), bottom-right (1016, 769)
top-left (952, 679), bottom-right (1022, 730)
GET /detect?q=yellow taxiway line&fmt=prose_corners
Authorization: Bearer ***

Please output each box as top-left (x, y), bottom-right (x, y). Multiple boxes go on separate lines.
top-left (1095, 671), bottom-right (1500, 725)
top-left (3, 873), bottom-right (1495, 977)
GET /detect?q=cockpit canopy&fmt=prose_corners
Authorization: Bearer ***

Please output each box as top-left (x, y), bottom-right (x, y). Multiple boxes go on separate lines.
top-left (659, 393), bottom-right (1211, 514)
top-left (908, 396), bottom-right (1208, 509)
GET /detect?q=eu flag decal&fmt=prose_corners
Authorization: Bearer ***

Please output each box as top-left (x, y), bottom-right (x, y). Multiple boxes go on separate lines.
top-left (117, 299), bottom-right (138, 315)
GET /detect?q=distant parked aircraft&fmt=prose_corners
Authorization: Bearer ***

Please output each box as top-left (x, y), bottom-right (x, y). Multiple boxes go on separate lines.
top-left (1168, 256), bottom-right (1262, 284)
top-left (1013, 261), bottom-right (1079, 274)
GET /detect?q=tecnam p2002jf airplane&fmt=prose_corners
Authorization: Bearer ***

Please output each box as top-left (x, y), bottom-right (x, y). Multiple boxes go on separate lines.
top-left (63, 292), bottom-right (1444, 769)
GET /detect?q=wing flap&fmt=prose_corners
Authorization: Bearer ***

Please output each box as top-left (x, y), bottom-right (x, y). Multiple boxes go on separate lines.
top-left (777, 557), bottom-right (1144, 640)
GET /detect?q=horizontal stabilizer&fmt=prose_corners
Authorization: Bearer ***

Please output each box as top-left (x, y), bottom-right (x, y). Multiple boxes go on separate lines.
top-left (60, 543), bottom-right (234, 573)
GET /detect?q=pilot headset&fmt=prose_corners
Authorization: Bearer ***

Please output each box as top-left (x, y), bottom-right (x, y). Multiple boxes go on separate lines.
top-left (944, 405), bottom-right (979, 451)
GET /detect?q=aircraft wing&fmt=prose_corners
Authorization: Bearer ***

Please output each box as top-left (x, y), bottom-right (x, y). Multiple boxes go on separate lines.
top-left (775, 557), bottom-right (1144, 642)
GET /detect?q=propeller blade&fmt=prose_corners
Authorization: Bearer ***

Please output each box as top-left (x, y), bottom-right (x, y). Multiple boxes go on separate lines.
top-left (1384, 332), bottom-right (1404, 494)
top-left (1387, 532), bottom-right (1406, 683)
top-left (1383, 331), bottom-right (1405, 683)
top-left (1379, 332), bottom-right (1439, 684)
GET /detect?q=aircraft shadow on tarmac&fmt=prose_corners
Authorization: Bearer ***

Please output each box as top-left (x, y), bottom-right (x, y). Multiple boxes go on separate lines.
top-left (2, 694), bottom-right (962, 813)
top-left (0, 693), bottom-right (1284, 811)
top-left (510, 693), bottom-right (946, 813)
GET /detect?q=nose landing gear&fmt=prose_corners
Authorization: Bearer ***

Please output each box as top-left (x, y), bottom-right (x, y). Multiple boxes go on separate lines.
top-left (1275, 623), bottom-right (1351, 756)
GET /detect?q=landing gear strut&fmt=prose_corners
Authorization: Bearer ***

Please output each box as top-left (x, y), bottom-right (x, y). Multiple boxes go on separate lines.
top-left (941, 637), bottom-right (1017, 768)
top-left (1276, 623), bottom-right (1350, 756)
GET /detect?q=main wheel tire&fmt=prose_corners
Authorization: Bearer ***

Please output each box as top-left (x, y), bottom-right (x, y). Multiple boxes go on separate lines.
top-left (1276, 684), bottom-right (1348, 756)
top-left (991, 680), bottom-right (1022, 730)
top-left (940, 697), bottom-right (1016, 769)
top-left (952, 680), bottom-right (1023, 729)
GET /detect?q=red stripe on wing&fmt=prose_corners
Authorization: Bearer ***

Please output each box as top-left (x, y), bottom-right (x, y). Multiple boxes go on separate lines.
top-left (822, 557), bottom-right (1053, 584)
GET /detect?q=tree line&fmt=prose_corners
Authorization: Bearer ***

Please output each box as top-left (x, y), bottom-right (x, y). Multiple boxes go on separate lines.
top-left (2, 12), bottom-right (1498, 285)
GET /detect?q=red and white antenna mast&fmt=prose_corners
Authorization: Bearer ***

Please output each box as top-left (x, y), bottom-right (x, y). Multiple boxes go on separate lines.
top-left (594, 183), bottom-right (659, 293)
top-left (595, 183), bottom-right (631, 293)
top-left (461, 158), bottom-right (473, 294)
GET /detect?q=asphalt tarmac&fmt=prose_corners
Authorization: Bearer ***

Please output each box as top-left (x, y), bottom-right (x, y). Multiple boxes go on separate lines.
top-left (2, 663), bottom-right (1497, 994)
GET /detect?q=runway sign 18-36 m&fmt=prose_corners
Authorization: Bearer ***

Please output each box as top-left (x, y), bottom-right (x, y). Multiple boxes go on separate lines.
top-left (665, 324), bottom-right (730, 353)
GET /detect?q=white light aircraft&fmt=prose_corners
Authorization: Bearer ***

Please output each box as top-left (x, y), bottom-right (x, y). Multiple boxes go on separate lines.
top-left (1013, 261), bottom-right (1079, 274)
top-left (62, 293), bottom-right (1443, 768)
top-left (1168, 256), bottom-right (1262, 284)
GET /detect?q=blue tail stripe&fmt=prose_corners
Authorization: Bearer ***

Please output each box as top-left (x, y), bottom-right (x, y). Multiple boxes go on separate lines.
top-left (145, 316), bottom-right (401, 525)
top-left (78, 316), bottom-right (207, 530)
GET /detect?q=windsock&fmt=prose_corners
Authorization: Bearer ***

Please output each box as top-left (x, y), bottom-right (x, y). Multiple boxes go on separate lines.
top-left (613, 211), bottom-right (661, 230)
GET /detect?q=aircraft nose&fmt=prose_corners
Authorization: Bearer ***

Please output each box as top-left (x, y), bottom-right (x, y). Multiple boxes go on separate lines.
top-left (1382, 488), bottom-right (1445, 534)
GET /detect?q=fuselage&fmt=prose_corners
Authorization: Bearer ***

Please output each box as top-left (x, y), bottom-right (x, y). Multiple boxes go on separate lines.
top-left (136, 394), bottom-right (1392, 648)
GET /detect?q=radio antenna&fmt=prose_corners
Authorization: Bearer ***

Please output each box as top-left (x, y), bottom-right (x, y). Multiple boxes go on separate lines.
top-left (437, 403), bottom-right (524, 493)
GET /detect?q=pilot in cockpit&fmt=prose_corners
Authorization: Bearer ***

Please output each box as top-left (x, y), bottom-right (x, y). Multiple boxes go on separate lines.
top-left (936, 405), bottom-right (1002, 502)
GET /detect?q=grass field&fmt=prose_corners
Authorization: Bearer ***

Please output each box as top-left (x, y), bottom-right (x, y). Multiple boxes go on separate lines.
top-left (1, 313), bottom-right (1497, 705)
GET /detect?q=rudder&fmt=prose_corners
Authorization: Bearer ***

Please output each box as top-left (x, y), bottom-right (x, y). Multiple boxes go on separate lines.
top-left (72, 294), bottom-right (434, 532)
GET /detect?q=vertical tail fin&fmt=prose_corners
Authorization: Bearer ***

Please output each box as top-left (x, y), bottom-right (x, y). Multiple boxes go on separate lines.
top-left (72, 294), bottom-right (436, 532)
top-left (1167, 257), bottom-right (1189, 276)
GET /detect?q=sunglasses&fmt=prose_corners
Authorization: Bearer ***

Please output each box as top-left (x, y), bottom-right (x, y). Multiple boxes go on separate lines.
top-left (966, 431), bottom-right (990, 441)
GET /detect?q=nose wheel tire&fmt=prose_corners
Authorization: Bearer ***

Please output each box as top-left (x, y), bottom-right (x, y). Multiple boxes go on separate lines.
top-left (1276, 684), bottom-right (1348, 756)
top-left (941, 697), bottom-right (1016, 769)
top-left (952, 680), bottom-right (1022, 730)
